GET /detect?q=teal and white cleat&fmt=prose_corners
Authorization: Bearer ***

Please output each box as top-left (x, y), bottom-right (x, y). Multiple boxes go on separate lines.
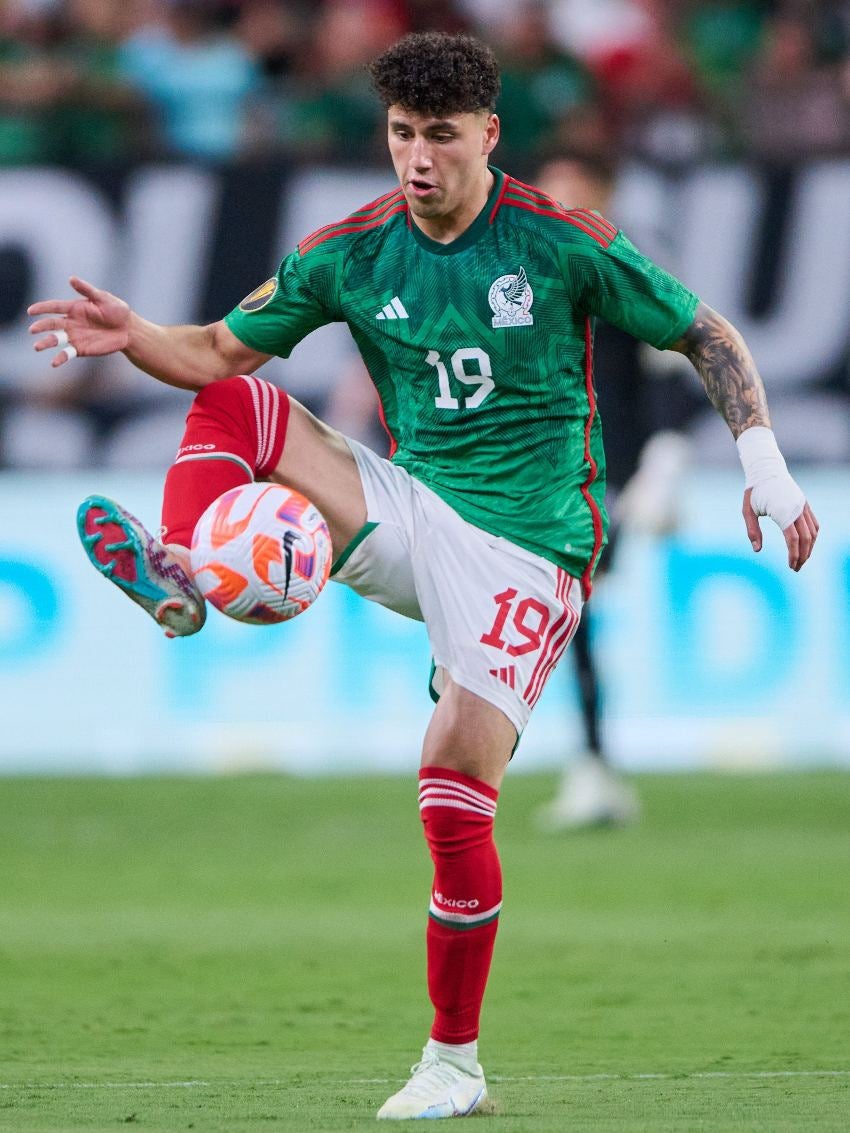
top-left (77, 494), bottom-right (205, 638)
top-left (377, 1046), bottom-right (487, 1120)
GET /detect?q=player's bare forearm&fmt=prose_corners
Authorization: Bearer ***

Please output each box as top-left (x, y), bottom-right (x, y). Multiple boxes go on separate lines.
top-left (29, 277), bottom-right (269, 387)
top-left (669, 302), bottom-right (770, 439)
top-left (124, 316), bottom-right (267, 391)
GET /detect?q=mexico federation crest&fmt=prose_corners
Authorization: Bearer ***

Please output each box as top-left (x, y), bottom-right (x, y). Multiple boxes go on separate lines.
top-left (488, 266), bottom-right (534, 328)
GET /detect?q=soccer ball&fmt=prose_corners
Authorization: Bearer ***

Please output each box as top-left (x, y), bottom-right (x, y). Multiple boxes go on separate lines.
top-left (190, 482), bottom-right (332, 624)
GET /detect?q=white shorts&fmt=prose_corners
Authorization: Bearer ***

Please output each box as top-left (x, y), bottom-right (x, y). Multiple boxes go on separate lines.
top-left (331, 439), bottom-right (583, 736)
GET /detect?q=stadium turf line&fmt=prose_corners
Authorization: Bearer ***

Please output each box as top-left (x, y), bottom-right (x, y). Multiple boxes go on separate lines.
top-left (0, 771), bottom-right (847, 1131)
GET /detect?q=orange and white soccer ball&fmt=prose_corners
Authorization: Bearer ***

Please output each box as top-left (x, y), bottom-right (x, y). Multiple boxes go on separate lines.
top-left (190, 483), bottom-right (332, 624)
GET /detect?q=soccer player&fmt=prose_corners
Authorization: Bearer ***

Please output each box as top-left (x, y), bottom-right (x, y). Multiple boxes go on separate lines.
top-left (28, 32), bottom-right (817, 1121)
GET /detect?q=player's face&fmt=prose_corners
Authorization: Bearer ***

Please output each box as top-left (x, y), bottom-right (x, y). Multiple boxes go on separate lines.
top-left (387, 107), bottom-right (499, 226)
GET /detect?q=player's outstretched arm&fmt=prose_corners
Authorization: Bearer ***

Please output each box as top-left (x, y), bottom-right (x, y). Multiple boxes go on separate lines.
top-left (669, 301), bottom-right (819, 571)
top-left (28, 275), bottom-right (269, 391)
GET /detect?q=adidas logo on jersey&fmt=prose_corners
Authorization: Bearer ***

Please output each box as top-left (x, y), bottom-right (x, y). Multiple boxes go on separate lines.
top-left (375, 296), bottom-right (409, 320)
top-left (488, 665), bottom-right (516, 689)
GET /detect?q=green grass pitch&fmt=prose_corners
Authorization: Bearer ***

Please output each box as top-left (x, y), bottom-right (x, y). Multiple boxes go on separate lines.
top-left (0, 771), bottom-right (847, 1131)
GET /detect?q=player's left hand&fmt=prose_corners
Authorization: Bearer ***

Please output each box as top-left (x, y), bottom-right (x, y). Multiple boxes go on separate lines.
top-left (742, 484), bottom-right (819, 571)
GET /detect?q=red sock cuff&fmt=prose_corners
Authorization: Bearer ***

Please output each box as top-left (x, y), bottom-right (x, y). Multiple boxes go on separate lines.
top-left (174, 375), bottom-right (289, 476)
top-left (419, 766), bottom-right (500, 806)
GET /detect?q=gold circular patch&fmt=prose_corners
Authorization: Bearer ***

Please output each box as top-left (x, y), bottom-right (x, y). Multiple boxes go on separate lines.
top-left (239, 277), bottom-right (277, 312)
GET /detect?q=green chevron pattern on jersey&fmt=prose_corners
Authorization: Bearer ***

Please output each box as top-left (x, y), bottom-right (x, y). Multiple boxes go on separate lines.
top-left (225, 168), bottom-right (699, 589)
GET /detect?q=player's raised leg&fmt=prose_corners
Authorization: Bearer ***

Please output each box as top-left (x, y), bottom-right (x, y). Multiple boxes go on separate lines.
top-left (79, 375), bottom-right (368, 637)
top-left (378, 679), bottom-right (513, 1120)
top-left (77, 373), bottom-right (287, 636)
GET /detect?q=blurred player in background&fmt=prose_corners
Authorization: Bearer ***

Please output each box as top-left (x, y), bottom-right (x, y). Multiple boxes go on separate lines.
top-left (29, 32), bottom-right (817, 1122)
top-left (532, 152), bottom-right (699, 830)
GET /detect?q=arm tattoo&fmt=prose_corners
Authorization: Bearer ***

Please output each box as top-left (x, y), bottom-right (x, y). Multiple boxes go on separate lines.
top-left (670, 302), bottom-right (770, 438)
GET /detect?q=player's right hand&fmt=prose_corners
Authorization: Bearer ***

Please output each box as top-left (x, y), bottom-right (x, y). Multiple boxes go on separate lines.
top-left (742, 484), bottom-right (819, 572)
top-left (28, 276), bottom-right (131, 367)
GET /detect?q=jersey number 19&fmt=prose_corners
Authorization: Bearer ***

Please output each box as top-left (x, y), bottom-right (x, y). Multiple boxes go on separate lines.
top-left (427, 348), bottom-right (494, 410)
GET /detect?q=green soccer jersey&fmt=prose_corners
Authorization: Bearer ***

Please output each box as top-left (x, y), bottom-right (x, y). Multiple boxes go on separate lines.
top-left (224, 168), bottom-right (699, 590)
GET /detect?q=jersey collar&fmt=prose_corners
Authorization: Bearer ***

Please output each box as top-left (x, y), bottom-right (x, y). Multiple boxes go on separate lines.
top-left (408, 167), bottom-right (506, 256)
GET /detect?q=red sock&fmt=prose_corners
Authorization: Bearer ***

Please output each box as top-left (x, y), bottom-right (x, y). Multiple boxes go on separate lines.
top-left (160, 375), bottom-right (289, 547)
top-left (419, 766), bottom-right (502, 1045)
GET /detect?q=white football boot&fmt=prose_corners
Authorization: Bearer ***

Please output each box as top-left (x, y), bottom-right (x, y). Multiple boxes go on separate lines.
top-left (536, 753), bottom-right (640, 830)
top-left (377, 1041), bottom-right (487, 1120)
top-left (77, 494), bottom-right (205, 638)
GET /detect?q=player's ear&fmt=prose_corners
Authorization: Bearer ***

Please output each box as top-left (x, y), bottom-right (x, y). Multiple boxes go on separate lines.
top-left (482, 113), bottom-right (499, 156)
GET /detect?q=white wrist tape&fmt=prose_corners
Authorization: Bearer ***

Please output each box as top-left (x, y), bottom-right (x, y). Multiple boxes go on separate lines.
top-left (736, 426), bottom-right (805, 530)
top-left (735, 426), bottom-right (785, 487)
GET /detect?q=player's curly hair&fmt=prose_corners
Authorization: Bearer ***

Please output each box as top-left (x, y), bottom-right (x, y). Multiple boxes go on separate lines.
top-left (368, 32), bottom-right (501, 117)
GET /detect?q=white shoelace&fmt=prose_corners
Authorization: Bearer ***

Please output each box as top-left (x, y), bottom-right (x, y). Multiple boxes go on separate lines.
top-left (399, 1052), bottom-right (474, 1099)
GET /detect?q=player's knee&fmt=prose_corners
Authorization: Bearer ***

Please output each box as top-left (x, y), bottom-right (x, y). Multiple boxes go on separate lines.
top-left (422, 687), bottom-right (514, 784)
top-left (192, 374), bottom-right (267, 412)
top-left (185, 375), bottom-right (289, 477)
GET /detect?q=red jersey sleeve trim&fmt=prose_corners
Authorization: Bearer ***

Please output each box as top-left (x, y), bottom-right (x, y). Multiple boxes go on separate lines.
top-left (299, 201), bottom-right (407, 256)
top-left (507, 179), bottom-right (616, 236)
top-left (562, 210), bottom-right (616, 248)
top-left (569, 208), bottom-right (617, 241)
top-left (298, 191), bottom-right (406, 255)
top-left (504, 177), bottom-right (564, 210)
top-left (503, 195), bottom-right (615, 249)
top-left (502, 177), bottom-right (618, 248)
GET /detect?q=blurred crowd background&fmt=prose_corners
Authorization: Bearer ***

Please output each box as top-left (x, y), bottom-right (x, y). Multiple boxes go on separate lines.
top-left (4, 0), bottom-right (850, 471)
top-left (5, 0), bottom-right (850, 168)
